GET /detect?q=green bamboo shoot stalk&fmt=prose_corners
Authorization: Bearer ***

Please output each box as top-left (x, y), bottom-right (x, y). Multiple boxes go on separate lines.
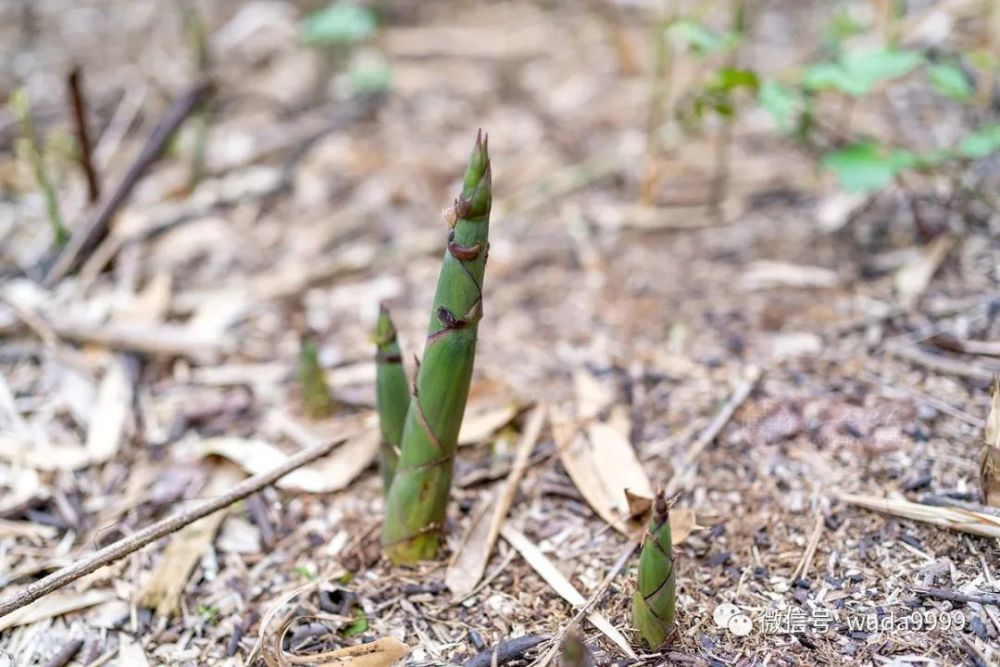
top-left (298, 338), bottom-right (334, 419)
top-left (560, 632), bottom-right (595, 667)
top-left (632, 491), bottom-right (676, 649)
top-left (381, 131), bottom-right (492, 564)
top-left (374, 304), bottom-right (409, 492)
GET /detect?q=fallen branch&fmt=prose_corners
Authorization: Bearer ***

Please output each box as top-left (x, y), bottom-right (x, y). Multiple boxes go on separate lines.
top-left (665, 365), bottom-right (761, 497)
top-left (0, 437), bottom-right (343, 619)
top-left (44, 80), bottom-right (212, 285)
top-left (914, 587), bottom-right (1000, 607)
top-left (462, 635), bottom-right (548, 667)
top-left (886, 344), bottom-right (995, 384)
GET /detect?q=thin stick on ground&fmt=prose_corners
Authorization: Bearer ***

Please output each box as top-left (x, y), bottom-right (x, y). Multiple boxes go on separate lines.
top-left (665, 365), bottom-right (761, 497)
top-left (44, 80), bottom-right (212, 286)
top-left (534, 540), bottom-right (639, 667)
top-left (914, 587), bottom-right (1000, 607)
top-left (66, 67), bottom-right (100, 203)
top-left (0, 437), bottom-right (343, 619)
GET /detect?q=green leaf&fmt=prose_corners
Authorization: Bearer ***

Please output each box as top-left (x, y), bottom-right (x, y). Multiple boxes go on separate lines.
top-left (957, 124), bottom-right (1000, 159)
top-left (843, 48), bottom-right (922, 87)
top-left (803, 62), bottom-right (864, 95)
top-left (302, 2), bottom-right (376, 45)
top-left (712, 67), bottom-right (759, 92)
top-left (668, 19), bottom-right (738, 55)
top-left (758, 81), bottom-right (798, 131)
top-left (805, 49), bottom-right (923, 96)
top-left (342, 607), bottom-right (368, 637)
top-left (927, 63), bottom-right (973, 101)
top-left (821, 142), bottom-right (913, 193)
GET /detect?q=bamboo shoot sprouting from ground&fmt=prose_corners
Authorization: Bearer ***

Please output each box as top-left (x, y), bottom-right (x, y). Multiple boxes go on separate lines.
top-left (560, 632), bottom-right (595, 667)
top-left (298, 338), bottom-right (335, 419)
top-left (381, 131), bottom-right (492, 564)
top-left (374, 304), bottom-right (409, 492)
top-left (632, 491), bottom-right (676, 649)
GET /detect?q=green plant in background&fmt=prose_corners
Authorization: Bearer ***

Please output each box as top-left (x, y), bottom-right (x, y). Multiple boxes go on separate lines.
top-left (298, 338), bottom-right (335, 419)
top-left (9, 89), bottom-right (68, 246)
top-left (632, 491), bottom-right (676, 650)
top-left (374, 304), bottom-right (408, 492)
top-left (381, 131), bottom-right (492, 565)
top-left (301, 1), bottom-right (391, 98)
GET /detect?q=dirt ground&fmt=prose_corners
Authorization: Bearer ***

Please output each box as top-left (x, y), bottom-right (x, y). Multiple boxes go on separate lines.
top-left (1, 1), bottom-right (999, 666)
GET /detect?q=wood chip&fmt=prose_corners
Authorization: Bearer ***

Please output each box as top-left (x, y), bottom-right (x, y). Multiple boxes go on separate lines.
top-left (894, 234), bottom-right (956, 308)
top-left (286, 637), bottom-right (410, 666)
top-left (84, 355), bottom-right (133, 464)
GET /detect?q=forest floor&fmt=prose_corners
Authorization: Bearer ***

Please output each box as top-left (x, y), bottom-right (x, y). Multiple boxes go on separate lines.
top-left (0, 1), bottom-right (998, 666)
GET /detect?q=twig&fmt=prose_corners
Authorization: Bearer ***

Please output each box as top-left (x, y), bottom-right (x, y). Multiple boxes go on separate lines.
top-left (665, 365), bottom-right (761, 497)
top-left (914, 587), bottom-right (1000, 607)
top-left (463, 635), bottom-right (549, 667)
top-left (885, 343), bottom-right (995, 384)
top-left (790, 507), bottom-right (823, 582)
top-left (0, 437), bottom-right (343, 619)
top-left (66, 67), bottom-right (100, 202)
top-left (920, 495), bottom-right (1000, 518)
top-left (44, 80), bottom-right (213, 285)
top-left (533, 540), bottom-right (639, 667)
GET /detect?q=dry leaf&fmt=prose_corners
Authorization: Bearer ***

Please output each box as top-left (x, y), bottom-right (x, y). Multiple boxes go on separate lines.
top-left (202, 431), bottom-right (378, 493)
top-left (840, 492), bottom-right (1000, 539)
top-left (139, 466), bottom-right (243, 617)
top-left (286, 637), bottom-right (410, 666)
top-left (500, 524), bottom-right (637, 659)
top-left (669, 508), bottom-right (698, 545)
top-left (0, 589), bottom-right (113, 632)
top-left (554, 413), bottom-right (653, 536)
top-left (458, 402), bottom-right (523, 446)
top-left (447, 406), bottom-right (547, 598)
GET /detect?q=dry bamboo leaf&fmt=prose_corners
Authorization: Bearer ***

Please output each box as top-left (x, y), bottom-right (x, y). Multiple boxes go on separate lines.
top-left (201, 431), bottom-right (377, 493)
top-left (981, 380), bottom-right (1000, 507)
top-left (118, 633), bottom-right (151, 667)
top-left (458, 402), bottom-right (523, 446)
top-left (138, 466), bottom-right (243, 617)
top-left (0, 436), bottom-right (92, 471)
top-left (84, 355), bottom-right (133, 464)
top-left (115, 273), bottom-right (172, 324)
top-left (894, 234), bottom-right (956, 308)
top-left (447, 406), bottom-right (547, 598)
top-left (554, 413), bottom-right (653, 537)
top-left (0, 589), bottom-right (113, 632)
top-left (500, 524), bottom-right (637, 659)
top-left (669, 507), bottom-right (698, 545)
top-left (287, 637), bottom-right (410, 666)
top-left (839, 492), bottom-right (1000, 539)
